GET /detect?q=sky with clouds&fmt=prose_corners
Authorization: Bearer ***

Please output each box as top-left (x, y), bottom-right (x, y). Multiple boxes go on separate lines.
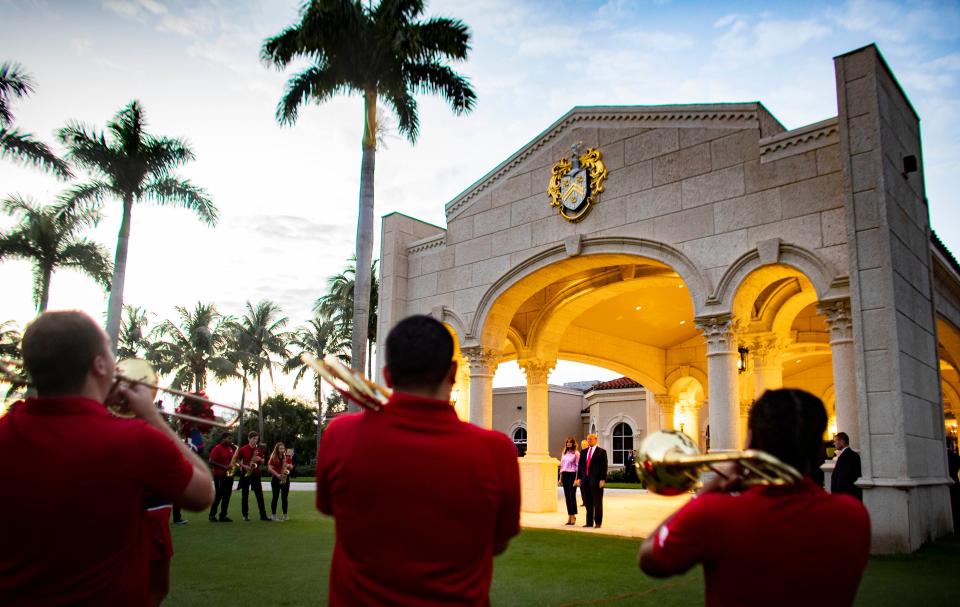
top-left (2, 0), bottom-right (959, 399)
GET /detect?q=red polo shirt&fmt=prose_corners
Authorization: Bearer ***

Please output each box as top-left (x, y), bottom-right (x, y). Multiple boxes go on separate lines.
top-left (0, 396), bottom-right (194, 606)
top-left (317, 392), bottom-right (521, 606)
top-left (209, 443), bottom-right (235, 477)
top-left (236, 443), bottom-right (263, 475)
top-left (652, 477), bottom-right (870, 606)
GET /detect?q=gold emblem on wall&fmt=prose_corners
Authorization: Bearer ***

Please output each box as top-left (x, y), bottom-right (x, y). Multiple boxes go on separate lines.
top-left (547, 143), bottom-right (608, 222)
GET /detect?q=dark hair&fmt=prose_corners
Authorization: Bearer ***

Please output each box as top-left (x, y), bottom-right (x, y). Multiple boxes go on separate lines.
top-left (248, 431), bottom-right (259, 439)
top-left (220, 432), bottom-right (232, 442)
top-left (835, 432), bottom-right (850, 445)
top-left (563, 436), bottom-right (578, 453)
top-left (385, 315), bottom-right (454, 391)
top-left (748, 389), bottom-right (827, 476)
top-left (22, 311), bottom-right (107, 395)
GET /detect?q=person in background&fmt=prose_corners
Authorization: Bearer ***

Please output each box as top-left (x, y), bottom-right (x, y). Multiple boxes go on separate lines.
top-left (236, 432), bottom-right (270, 522)
top-left (575, 433), bottom-right (608, 529)
top-left (269, 442), bottom-right (292, 521)
top-left (208, 432), bottom-right (236, 522)
top-left (558, 436), bottom-right (580, 525)
top-left (831, 431), bottom-right (863, 501)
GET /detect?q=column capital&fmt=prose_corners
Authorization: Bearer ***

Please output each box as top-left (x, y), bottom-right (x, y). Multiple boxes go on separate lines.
top-left (817, 299), bottom-right (853, 343)
top-left (695, 315), bottom-right (743, 354)
top-left (745, 332), bottom-right (790, 367)
top-left (462, 346), bottom-right (500, 375)
top-left (518, 359), bottom-right (555, 385)
top-left (654, 394), bottom-right (675, 410)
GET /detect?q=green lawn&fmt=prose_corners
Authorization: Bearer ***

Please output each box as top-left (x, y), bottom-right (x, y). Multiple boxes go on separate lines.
top-left (167, 492), bottom-right (958, 606)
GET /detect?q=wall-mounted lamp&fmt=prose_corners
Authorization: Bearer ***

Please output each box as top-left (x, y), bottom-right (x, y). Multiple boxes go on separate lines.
top-left (737, 346), bottom-right (749, 374)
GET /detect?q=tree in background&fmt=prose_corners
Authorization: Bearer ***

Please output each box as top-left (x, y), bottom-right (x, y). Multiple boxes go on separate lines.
top-left (0, 195), bottom-right (112, 311)
top-left (58, 100), bottom-right (217, 348)
top-left (116, 304), bottom-right (153, 360)
top-left (0, 321), bottom-right (25, 403)
top-left (314, 257), bottom-right (379, 376)
top-left (235, 300), bottom-right (290, 437)
top-left (0, 62), bottom-right (71, 179)
top-left (284, 315), bottom-right (349, 449)
top-left (150, 302), bottom-right (230, 393)
top-left (262, 0), bottom-right (476, 381)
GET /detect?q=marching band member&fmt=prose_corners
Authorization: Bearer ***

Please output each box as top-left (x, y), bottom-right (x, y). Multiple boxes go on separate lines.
top-left (0, 311), bottom-right (213, 605)
top-left (268, 442), bottom-right (293, 520)
top-left (208, 432), bottom-right (237, 522)
top-left (638, 389), bottom-right (870, 606)
top-left (317, 315), bottom-right (521, 606)
top-left (236, 431), bottom-right (271, 522)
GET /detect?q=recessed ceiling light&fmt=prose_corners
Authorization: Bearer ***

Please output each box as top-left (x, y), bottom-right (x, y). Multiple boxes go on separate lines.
top-left (634, 305), bottom-right (642, 311)
top-left (795, 359), bottom-right (801, 363)
top-left (678, 284), bottom-right (685, 289)
top-left (679, 320), bottom-right (686, 325)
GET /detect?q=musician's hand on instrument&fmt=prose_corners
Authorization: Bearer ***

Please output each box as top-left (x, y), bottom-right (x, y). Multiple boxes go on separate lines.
top-left (111, 383), bottom-right (159, 421)
top-left (697, 462), bottom-right (744, 495)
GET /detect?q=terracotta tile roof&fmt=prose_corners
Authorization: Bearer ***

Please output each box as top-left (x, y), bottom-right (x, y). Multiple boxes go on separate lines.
top-left (589, 376), bottom-right (643, 391)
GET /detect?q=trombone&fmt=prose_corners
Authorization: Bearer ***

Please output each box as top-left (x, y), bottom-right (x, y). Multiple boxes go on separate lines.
top-left (636, 430), bottom-right (802, 496)
top-left (300, 353), bottom-right (390, 411)
top-left (1, 357), bottom-right (242, 429)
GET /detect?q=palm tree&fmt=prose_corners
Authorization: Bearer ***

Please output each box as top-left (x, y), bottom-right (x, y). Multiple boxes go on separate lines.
top-left (150, 303), bottom-right (230, 393)
top-left (236, 300), bottom-right (290, 437)
top-left (314, 257), bottom-right (379, 376)
top-left (218, 322), bottom-right (258, 444)
top-left (0, 321), bottom-right (20, 361)
top-left (117, 305), bottom-right (153, 360)
top-left (57, 101), bottom-right (218, 348)
top-left (0, 195), bottom-right (112, 311)
top-left (262, 0), bottom-right (476, 377)
top-left (0, 62), bottom-right (71, 178)
top-left (284, 316), bottom-right (349, 448)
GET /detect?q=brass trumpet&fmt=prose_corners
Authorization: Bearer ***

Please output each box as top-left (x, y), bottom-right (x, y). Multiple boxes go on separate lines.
top-left (636, 430), bottom-right (803, 496)
top-left (300, 353), bottom-right (390, 411)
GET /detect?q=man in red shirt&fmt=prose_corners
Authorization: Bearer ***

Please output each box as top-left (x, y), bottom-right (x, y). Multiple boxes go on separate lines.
top-left (639, 388), bottom-right (871, 606)
top-left (236, 431), bottom-right (270, 521)
top-left (208, 432), bottom-right (237, 522)
top-left (0, 311), bottom-right (214, 606)
top-left (317, 315), bottom-right (521, 606)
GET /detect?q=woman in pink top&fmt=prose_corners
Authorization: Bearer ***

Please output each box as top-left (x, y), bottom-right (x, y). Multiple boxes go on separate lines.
top-left (558, 437), bottom-right (580, 525)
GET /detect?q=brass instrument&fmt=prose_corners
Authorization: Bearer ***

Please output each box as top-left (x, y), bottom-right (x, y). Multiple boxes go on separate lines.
top-left (636, 430), bottom-right (803, 496)
top-left (225, 449), bottom-right (240, 477)
top-left (110, 359), bottom-right (242, 428)
top-left (2, 357), bottom-right (242, 429)
top-left (245, 445), bottom-right (266, 478)
top-left (280, 454), bottom-right (292, 485)
top-left (300, 353), bottom-right (390, 411)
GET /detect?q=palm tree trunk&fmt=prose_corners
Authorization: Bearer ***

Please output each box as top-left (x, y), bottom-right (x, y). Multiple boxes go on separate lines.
top-left (350, 90), bottom-right (377, 410)
top-left (235, 375), bottom-right (247, 445)
top-left (37, 265), bottom-right (52, 312)
top-left (257, 371), bottom-right (264, 438)
top-left (315, 378), bottom-right (323, 453)
top-left (105, 192), bottom-right (134, 349)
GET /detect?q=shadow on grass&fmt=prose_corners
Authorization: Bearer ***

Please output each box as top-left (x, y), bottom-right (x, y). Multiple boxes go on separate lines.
top-left (166, 493), bottom-right (956, 606)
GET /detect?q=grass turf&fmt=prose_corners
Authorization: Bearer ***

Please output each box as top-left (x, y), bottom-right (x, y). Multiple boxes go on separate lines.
top-left (167, 492), bottom-right (958, 606)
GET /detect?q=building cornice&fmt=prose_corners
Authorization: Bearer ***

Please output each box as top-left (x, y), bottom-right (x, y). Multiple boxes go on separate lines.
top-left (406, 233), bottom-right (446, 255)
top-left (759, 117), bottom-right (839, 164)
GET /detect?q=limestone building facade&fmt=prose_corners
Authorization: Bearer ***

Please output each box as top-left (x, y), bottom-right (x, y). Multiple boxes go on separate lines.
top-left (377, 45), bottom-right (959, 553)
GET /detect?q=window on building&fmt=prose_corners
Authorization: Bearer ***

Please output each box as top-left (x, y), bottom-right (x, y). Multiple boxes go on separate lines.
top-left (612, 422), bottom-right (634, 465)
top-left (513, 427), bottom-right (527, 457)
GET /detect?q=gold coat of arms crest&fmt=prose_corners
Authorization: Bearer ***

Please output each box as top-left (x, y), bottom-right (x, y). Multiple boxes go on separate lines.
top-left (547, 143), bottom-right (608, 222)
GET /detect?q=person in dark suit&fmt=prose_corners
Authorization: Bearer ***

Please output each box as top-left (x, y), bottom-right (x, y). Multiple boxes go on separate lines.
top-left (831, 432), bottom-right (862, 501)
top-left (575, 433), bottom-right (608, 528)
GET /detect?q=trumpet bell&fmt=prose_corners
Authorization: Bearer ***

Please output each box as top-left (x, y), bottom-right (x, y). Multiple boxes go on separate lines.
top-left (636, 431), bottom-right (701, 496)
top-left (300, 353), bottom-right (390, 411)
top-left (109, 358), bottom-right (159, 418)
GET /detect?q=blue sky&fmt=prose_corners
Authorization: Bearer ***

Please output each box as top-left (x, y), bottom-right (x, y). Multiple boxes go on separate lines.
top-left (1, 0), bottom-right (959, 394)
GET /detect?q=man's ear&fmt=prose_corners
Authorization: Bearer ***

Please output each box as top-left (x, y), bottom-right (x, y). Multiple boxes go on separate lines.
top-left (91, 353), bottom-right (110, 379)
top-left (382, 366), bottom-right (394, 389)
top-left (446, 359), bottom-right (458, 385)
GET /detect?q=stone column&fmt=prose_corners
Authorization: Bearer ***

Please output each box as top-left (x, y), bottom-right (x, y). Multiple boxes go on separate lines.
top-left (696, 315), bottom-right (741, 451)
top-left (739, 399), bottom-right (753, 450)
top-left (462, 346), bottom-right (499, 429)
top-left (819, 299), bottom-right (859, 449)
top-left (749, 334), bottom-right (786, 399)
top-left (656, 395), bottom-right (675, 431)
top-left (518, 359), bottom-right (559, 513)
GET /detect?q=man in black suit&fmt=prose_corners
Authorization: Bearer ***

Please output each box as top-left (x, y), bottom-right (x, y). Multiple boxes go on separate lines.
top-left (575, 433), bottom-right (608, 528)
top-left (831, 432), bottom-right (862, 501)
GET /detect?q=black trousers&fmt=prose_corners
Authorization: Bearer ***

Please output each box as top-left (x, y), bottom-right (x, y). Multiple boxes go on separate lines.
top-left (239, 475), bottom-right (267, 519)
top-left (271, 477), bottom-right (290, 516)
top-left (561, 472), bottom-right (578, 516)
top-left (209, 475), bottom-right (233, 519)
top-left (581, 483), bottom-right (604, 526)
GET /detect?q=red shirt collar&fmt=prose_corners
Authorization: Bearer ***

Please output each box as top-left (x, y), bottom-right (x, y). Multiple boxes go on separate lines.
top-left (385, 391), bottom-right (457, 416)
